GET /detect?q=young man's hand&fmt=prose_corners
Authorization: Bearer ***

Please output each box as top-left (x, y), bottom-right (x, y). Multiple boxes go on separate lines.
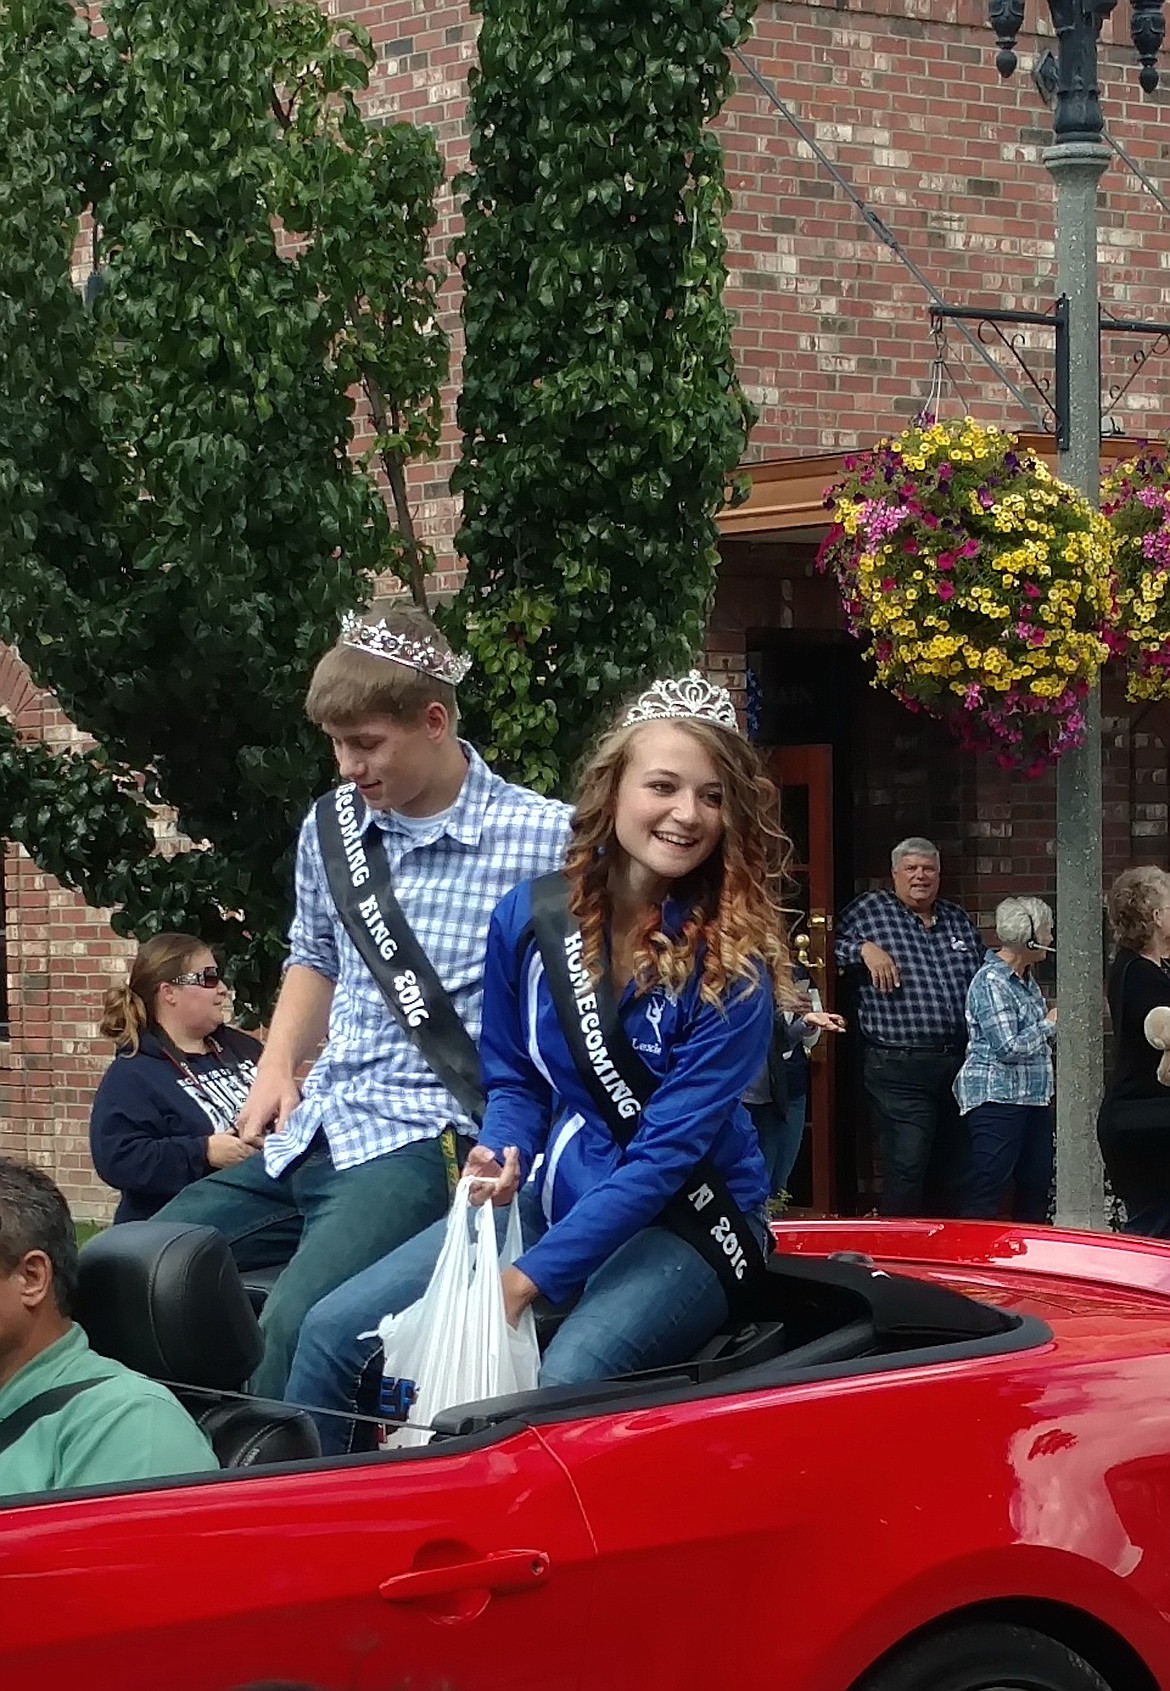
top-left (235, 1069), bottom-right (302, 1147)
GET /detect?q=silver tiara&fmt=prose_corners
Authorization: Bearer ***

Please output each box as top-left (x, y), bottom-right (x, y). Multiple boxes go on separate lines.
top-left (340, 612), bottom-right (471, 686)
top-left (622, 670), bottom-right (739, 732)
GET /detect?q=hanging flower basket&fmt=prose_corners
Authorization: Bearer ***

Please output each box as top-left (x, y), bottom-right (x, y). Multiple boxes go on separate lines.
top-left (1102, 449), bottom-right (1170, 701)
top-left (816, 419), bottom-right (1117, 776)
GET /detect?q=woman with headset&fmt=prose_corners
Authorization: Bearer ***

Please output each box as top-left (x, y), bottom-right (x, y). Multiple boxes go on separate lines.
top-left (952, 896), bottom-right (1056, 1223)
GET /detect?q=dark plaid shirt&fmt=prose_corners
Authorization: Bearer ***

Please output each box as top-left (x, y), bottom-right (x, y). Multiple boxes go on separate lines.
top-left (835, 890), bottom-right (984, 1047)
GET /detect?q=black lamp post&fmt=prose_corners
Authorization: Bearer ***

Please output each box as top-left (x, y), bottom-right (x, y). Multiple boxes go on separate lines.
top-left (990, 2), bottom-right (1164, 140)
top-left (980, 1), bottom-right (1165, 1227)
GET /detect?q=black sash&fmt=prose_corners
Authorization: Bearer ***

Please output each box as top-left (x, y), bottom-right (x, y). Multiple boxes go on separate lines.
top-left (528, 872), bottom-right (768, 1307)
top-left (0, 1379), bottom-right (106, 1457)
top-left (316, 785), bottom-right (485, 1124)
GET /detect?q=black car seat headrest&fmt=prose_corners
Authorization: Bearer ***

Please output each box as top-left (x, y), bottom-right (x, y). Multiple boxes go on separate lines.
top-left (76, 1220), bottom-right (263, 1391)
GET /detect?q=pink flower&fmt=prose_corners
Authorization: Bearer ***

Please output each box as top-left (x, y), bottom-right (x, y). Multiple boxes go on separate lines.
top-left (936, 551), bottom-right (956, 572)
top-left (937, 581), bottom-right (955, 601)
top-left (1023, 582), bottom-right (1041, 599)
top-left (880, 577), bottom-right (897, 593)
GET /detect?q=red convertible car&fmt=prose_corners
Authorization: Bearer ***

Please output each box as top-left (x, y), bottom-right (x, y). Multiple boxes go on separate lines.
top-left (2, 1215), bottom-right (1170, 1691)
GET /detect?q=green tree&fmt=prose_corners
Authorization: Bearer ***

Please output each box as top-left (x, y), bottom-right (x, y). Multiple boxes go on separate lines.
top-left (446, 0), bottom-right (757, 791)
top-left (0, 0), bottom-right (447, 1013)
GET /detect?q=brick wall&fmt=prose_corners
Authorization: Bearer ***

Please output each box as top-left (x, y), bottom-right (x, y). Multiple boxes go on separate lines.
top-left (0, 656), bottom-right (135, 1218)
top-left (372, 0), bottom-right (1170, 519)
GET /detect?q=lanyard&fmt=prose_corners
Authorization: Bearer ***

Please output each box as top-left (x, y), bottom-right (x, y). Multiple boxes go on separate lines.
top-left (161, 1037), bottom-right (241, 1134)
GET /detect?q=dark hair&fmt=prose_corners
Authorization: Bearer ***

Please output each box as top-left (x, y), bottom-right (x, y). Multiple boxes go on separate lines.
top-left (99, 932), bottom-right (206, 1053)
top-left (304, 597), bottom-right (458, 728)
top-left (0, 1158), bottom-right (79, 1317)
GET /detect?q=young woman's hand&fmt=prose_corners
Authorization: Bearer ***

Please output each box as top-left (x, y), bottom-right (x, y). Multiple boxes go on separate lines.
top-left (500, 1264), bottom-right (539, 1328)
top-left (805, 1010), bottom-right (847, 1034)
top-left (206, 1132), bottom-right (257, 1169)
top-left (465, 1143), bottom-right (521, 1207)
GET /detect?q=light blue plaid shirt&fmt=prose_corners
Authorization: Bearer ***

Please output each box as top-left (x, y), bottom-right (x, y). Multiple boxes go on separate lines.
top-left (264, 744), bottom-right (573, 1175)
top-left (953, 952), bottom-right (1056, 1113)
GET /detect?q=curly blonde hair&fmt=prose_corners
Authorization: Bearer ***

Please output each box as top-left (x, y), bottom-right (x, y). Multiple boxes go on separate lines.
top-left (564, 715), bottom-right (796, 1009)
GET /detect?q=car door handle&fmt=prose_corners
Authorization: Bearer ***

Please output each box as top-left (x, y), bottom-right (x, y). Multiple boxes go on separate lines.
top-left (379, 1549), bottom-right (550, 1604)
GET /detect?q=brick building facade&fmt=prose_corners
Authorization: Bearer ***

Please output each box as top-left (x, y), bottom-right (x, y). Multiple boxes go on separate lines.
top-left (4, 0), bottom-right (1170, 1214)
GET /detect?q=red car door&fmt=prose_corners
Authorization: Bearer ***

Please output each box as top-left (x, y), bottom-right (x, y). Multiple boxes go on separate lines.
top-left (0, 1427), bottom-right (595, 1691)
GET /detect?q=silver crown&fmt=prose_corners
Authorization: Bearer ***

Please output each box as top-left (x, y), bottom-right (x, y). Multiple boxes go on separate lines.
top-left (622, 670), bottom-right (739, 732)
top-left (340, 612), bottom-right (471, 686)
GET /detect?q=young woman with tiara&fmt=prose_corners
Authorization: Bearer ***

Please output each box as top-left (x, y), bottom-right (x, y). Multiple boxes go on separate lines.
top-left (286, 670), bottom-right (795, 1453)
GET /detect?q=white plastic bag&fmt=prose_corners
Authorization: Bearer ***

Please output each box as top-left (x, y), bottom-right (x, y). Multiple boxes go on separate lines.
top-left (377, 1176), bottom-right (540, 1448)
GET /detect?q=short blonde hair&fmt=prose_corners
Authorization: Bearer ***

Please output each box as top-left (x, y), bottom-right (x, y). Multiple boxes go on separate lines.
top-left (1107, 867), bottom-right (1170, 951)
top-left (305, 599), bottom-right (458, 728)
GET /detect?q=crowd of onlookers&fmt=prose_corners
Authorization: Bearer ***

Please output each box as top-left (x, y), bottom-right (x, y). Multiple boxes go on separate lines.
top-left (832, 839), bottom-right (1170, 1240)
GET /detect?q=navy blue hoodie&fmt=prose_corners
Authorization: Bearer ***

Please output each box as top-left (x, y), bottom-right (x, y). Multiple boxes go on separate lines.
top-left (89, 1027), bottom-right (262, 1222)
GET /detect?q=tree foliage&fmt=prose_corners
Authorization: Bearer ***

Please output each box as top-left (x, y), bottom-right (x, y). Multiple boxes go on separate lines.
top-left (446, 0), bottom-right (758, 791)
top-left (0, 0), bottom-right (446, 1013)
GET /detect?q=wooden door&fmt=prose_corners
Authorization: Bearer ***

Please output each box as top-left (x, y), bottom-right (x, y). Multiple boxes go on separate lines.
top-left (766, 745), bottom-right (835, 1214)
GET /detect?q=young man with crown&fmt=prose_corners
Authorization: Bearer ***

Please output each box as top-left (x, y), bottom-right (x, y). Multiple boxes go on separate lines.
top-left (156, 600), bottom-right (573, 1398)
top-left (286, 671), bottom-right (795, 1453)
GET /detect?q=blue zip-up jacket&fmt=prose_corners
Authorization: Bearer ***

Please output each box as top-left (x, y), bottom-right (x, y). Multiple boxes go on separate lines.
top-left (477, 882), bottom-right (772, 1306)
top-left (89, 1027), bottom-right (262, 1222)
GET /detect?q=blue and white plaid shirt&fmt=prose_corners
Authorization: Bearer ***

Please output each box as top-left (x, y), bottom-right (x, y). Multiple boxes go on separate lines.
top-left (954, 952), bottom-right (1055, 1112)
top-left (835, 889), bottom-right (983, 1047)
top-left (264, 744), bottom-right (573, 1176)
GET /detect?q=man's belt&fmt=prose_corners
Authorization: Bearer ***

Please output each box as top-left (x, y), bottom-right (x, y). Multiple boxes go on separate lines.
top-left (867, 1039), bottom-right (964, 1054)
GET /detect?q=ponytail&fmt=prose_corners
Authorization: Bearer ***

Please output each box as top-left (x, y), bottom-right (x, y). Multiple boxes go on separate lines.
top-left (98, 983), bottom-right (150, 1053)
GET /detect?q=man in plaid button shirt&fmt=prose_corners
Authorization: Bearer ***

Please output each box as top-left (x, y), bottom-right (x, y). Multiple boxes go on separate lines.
top-left (836, 837), bottom-right (983, 1218)
top-left (159, 601), bottom-right (572, 1396)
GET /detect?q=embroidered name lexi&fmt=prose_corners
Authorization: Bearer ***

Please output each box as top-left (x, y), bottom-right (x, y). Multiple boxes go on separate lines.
top-left (564, 932), bottom-right (640, 1121)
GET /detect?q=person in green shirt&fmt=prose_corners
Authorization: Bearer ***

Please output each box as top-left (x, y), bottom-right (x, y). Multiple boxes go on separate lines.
top-left (0, 1157), bottom-right (218, 1499)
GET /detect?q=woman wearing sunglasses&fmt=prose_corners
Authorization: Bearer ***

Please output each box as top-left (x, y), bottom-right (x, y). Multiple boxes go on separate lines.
top-left (89, 933), bottom-right (262, 1222)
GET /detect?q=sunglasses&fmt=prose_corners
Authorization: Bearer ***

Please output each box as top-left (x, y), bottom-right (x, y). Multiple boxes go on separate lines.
top-left (170, 967), bottom-right (225, 990)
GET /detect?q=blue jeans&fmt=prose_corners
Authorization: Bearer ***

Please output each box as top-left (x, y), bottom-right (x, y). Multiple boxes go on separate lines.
top-left (749, 1095), bottom-right (807, 1197)
top-left (286, 1185), bottom-right (739, 1456)
top-left (960, 1101), bottom-right (1054, 1223)
top-left (156, 1132), bottom-right (452, 1398)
